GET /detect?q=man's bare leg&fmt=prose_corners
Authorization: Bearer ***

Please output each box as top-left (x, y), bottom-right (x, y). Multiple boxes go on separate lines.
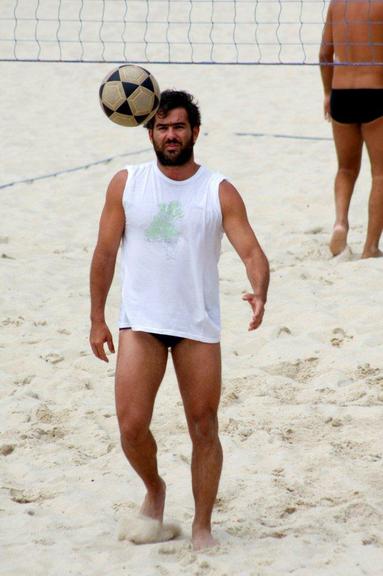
top-left (172, 340), bottom-right (222, 550)
top-left (330, 121), bottom-right (363, 255)
top-left (115, 330), bottom-right (168, 521)
top-left (361, 175), bottom-right (383, 258)
top-left (361, 117), bottom-right (383, 258)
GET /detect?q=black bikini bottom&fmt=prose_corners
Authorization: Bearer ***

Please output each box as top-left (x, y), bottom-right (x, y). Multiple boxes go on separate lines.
top-left (119, 327), bottom-right (183, 348)
top-left (330, 89), bottom-right (383, 124)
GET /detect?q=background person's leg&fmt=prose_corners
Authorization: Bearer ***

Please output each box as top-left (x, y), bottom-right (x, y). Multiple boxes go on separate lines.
top-left (330, 121), bottom-right (363, 255)
top-left (361, 117), bottom-right (383, 258)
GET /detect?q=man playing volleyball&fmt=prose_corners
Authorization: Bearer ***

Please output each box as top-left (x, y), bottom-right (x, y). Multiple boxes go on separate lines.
top-left (320, 0), bottom-right (383, 258)
top-left (89, 90), bottom-right (269, 550)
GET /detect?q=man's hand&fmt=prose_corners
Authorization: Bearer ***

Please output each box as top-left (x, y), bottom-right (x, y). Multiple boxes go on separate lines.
top-left (242, 293), bottom-right (265, 331)
top-left (324, 94), bottom-right (331, 122)
top-left (90, 321), bottom-right (115, 362)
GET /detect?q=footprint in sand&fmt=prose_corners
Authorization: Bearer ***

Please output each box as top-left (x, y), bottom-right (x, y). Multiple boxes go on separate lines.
top-left (40, 352), bottom-right (64, 364)
top-left (0, 444), bottom-right (15, 456)
top-left (9, 487), bottom-right (52, 504)
top-left (330, 327), bottom-right (353, 348)
top-left (262, 357), bottom-right (319, 384)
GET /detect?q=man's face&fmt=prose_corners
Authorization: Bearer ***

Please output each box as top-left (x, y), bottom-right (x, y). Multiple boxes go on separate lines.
top-left (149, 107), bottom-right (199, 166)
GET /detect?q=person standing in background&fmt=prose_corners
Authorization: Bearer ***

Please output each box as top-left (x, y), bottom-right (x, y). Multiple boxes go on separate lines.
top-left (320, 0), bottom-right (383, 258)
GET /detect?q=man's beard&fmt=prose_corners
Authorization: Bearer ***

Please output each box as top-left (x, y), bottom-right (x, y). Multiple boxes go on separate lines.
top-left (153, 137), bottom-right (194, 166)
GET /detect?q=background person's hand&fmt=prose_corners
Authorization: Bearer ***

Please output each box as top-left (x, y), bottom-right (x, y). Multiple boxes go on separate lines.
top-left (324, 94), bottom-right (331, 122)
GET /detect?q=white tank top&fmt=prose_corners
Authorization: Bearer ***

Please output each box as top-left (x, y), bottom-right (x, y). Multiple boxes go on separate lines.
top-left (119, 160), bottom-right (225, 343)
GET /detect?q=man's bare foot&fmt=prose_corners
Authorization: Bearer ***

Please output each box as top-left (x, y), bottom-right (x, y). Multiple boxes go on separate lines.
top-left (330, 224), bottom-right (348, 256)
top-left (119, 516), bottom-right (181, 544)
top-left (192, 527), bottom-right (219, 551)
top-left (140, 478), bottom-right (166, 522)
top-left (361, 248), bottom-right (383, 259)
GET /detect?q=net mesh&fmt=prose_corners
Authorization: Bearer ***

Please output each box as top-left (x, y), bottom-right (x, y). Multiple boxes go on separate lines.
top-left (0, 0), bottom-right (332, 64)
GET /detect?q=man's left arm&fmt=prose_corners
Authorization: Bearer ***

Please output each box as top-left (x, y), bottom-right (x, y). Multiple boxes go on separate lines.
top-left (219, 180), bottom-right (270, 331)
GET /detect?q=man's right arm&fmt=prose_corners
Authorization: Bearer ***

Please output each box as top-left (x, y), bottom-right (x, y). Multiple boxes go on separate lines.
top-left (89, 169), bottom-right (127, 362)
top-left (319, 3), bottom-right (334, 120)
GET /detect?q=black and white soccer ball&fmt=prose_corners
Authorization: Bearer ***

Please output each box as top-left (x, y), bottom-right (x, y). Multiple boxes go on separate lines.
top-left (99, 64), bottom-right (160, 127)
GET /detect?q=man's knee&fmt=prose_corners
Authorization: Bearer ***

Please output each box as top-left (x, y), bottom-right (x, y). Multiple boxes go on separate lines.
top-left (188, 409), bottom-right (219, 445)
top-left (119, 416), bottom-right (149, 447)
top-left (370, 171), bottom-right (383, 181)
top-left (337, 165), bottom-right (360, 180)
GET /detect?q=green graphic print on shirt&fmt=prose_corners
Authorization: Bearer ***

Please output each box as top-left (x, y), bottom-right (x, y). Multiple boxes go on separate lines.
top-left (145, 201), bottom-right (184, 243)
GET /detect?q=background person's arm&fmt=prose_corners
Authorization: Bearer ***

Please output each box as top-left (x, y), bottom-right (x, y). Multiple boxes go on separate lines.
top-left (319, 2), bottom-right (334, 120)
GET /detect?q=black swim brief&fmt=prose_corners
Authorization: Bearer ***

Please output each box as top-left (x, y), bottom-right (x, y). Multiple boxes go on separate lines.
top-left (330, 89), bottom-right (383, 124)
top-left (119, 327), bottom-right (183, 348)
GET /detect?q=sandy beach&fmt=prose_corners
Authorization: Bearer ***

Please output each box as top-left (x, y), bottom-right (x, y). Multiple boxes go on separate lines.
top-left (1, 40), bottom-right (383, 576)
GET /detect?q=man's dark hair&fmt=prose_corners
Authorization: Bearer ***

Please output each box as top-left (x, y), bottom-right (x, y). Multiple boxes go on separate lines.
top-left (145, 89), bottom-right (201, 129)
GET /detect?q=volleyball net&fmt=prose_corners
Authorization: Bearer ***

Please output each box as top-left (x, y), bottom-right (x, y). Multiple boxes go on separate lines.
top-left (1, 0), bottom-right (333, 65)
